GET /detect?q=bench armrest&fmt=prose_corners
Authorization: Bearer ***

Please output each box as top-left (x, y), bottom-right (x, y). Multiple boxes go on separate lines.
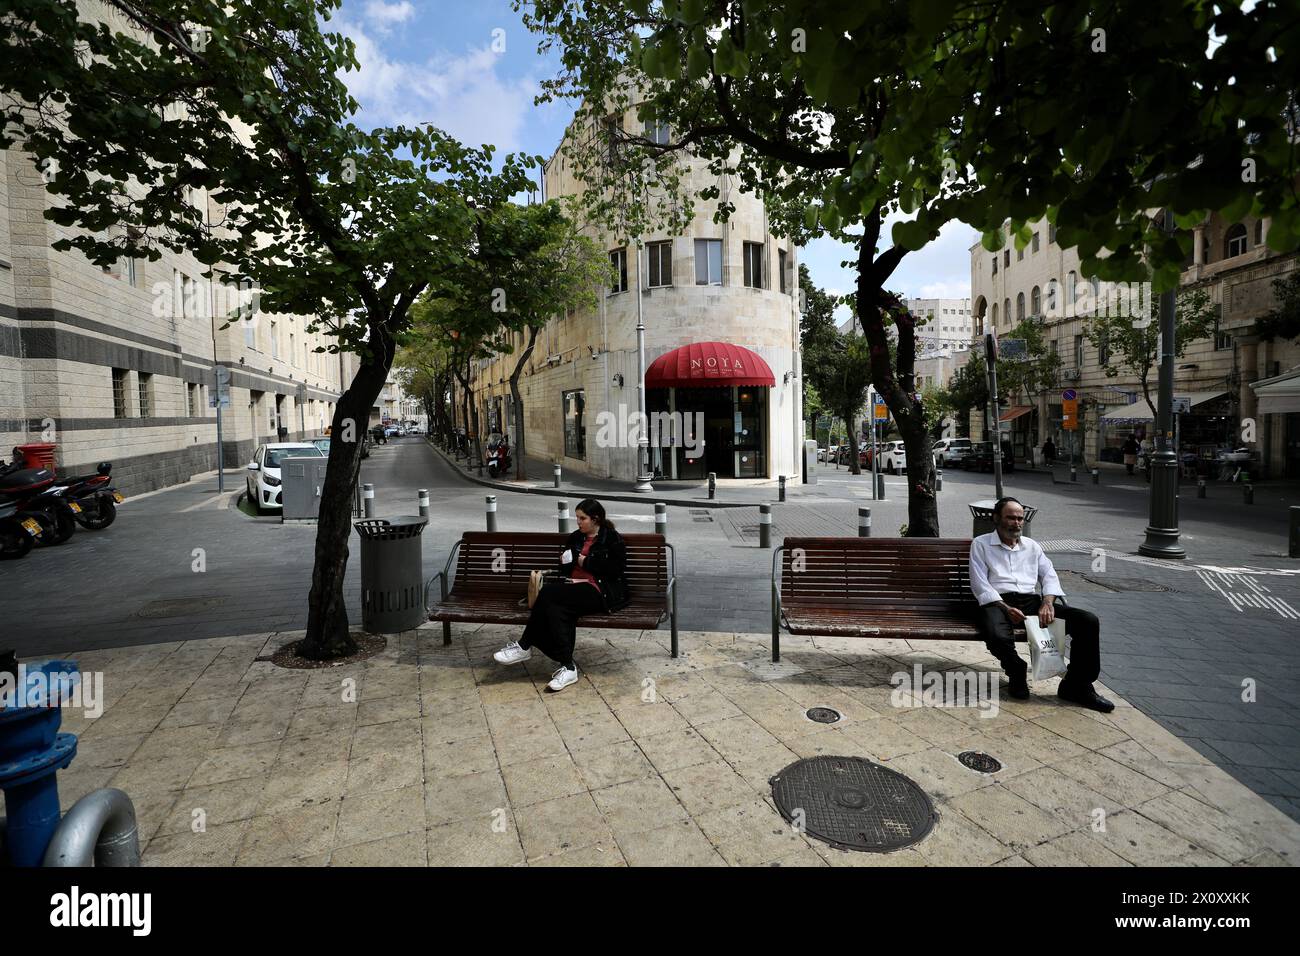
top-left (424, 539), bottom-right (464, 612)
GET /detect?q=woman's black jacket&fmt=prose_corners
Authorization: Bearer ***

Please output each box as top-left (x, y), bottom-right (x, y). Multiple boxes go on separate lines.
top-left (557, 525), bottom-right (630, 612)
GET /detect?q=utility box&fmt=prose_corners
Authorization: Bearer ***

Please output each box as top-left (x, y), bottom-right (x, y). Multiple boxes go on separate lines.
top-left (803, 439), bottom-right (819, 485)
top-left (280, 456), bottom-right (330, 522)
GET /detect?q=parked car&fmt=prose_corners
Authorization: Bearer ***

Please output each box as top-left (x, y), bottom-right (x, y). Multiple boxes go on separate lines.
top-left (932, 437), bottom-right (973, 468)
top-left (964, 441), bottom-right (1012, 473)
top-left (877, 440), bottom-right (907, 474)
top-left (825, 444), bottom-right (840, 464)
top-left (816, 447), bottom-right (827, 462)
top-left (310, 437), bottom-right (331, 456)
top-left (246, 443), bottom-right (324, 512)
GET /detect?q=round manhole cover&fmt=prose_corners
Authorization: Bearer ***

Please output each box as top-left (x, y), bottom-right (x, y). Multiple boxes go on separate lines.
top-left (957, 751), bottom-right (1002, 773)
top-left (769, 756), bottom-right (936, 853)
top-left (805, 706), bottom-right (842, 724)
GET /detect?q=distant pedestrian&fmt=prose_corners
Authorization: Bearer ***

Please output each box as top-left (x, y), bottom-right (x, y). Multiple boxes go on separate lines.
top-left (1122, 436), bottom-right (1140, 475)
top-left (1041, 438), bottom-right (1056, 465)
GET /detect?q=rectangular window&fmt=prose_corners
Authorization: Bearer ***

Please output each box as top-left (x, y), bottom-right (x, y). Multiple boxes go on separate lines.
top-left (1032, 232), bottom-right (1040, 253)
top-left (743, 241), bottom-right (764, 289)
top-left (1003, 250), bottom-right (1010, 267)
top-left (187, 383), bottom-right (198, 417)
top-left (112, 368), bottom-right (129, 419)
top-left (1049, 223), bottom-right (1057, 244)
top-left (609, 248), bottom-right (628, 294)
top-left (563, 390), bottom-right (586, 459)
top-left (1049, 340), bottom-right (1058, 356)
top-left (1017, 247), bottom-right (1024, 261)
top-left (138, 373), bottom-right (153, 418)
top-left (647, 241), bottom-right (672, 287)
top-left (1074, 334), bottom-right (1084, 368)
top-left (694, 239), bottom-right (722, 285)
top-left (991, 256), bottom-right (998, 275)
top-left (644, 118), bottom-right (669, 145)
top-left (1098, 332), bottom-right (1111, 366)
top-left (270, 320), bottom-right (279, 359)
top-left (779, 249), bottom-right (788, 293)
top-left (1214, 311), bottom-right (1233, 351)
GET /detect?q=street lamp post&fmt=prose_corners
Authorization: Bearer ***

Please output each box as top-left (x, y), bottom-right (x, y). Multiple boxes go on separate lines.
top-left (634, 236), bottom-right (653, 492)
top-left (1140, 209), bottom-right (1186, 558)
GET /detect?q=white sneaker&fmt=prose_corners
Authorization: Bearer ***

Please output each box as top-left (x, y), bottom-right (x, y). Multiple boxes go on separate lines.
top-left (493, 641), bottom-right (532, 665)
top-left (547, 665), bottom-right (579, 692)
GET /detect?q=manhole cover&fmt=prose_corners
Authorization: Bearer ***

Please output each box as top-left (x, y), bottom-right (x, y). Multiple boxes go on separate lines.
top-left (957, 751), bottom-right (1002, 773)
top-left (1082, 575), bottom-right (1174, 592)
top-left (769, 756), bottom-right (936, 853)
top-left (805, 706), bottom-right (842, 724)
top-left (136, 597), bottom-right (227, 619)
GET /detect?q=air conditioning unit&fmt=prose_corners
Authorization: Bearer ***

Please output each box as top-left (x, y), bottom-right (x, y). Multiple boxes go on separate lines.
top-left (1064, 368), bottom-right (1082, 381)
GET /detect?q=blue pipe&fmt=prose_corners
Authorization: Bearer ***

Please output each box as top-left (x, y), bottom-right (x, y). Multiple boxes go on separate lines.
top-left (0, 660), bottom-right (80, 867)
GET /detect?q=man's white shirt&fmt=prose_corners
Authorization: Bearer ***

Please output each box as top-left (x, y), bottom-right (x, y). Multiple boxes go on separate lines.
top-left (969, 532), bottom-right (1065, 607)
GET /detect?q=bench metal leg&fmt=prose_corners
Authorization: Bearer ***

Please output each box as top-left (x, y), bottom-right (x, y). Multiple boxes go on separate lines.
top-left (670, 579), bottom-right (679, 659)
top-left (771, 583), bottom-right (781, 663)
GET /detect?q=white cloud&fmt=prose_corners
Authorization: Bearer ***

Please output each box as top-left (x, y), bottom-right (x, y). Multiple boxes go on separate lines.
top-left (363, 1), bottom-right (415, 31)
top-left (335, 21), bottom-right (537, 152)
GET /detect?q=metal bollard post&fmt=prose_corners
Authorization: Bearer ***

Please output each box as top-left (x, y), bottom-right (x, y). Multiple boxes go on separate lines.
top-left (1091, 469), bottom-right (1099, 485)
top-left (1197, 479), bottom-right (1206, 499)
top-left (708, 472), bottom-right (716, 499)
top-left (553, 463), bottom-right (561, 488)
top-left (486, 494), bottom-right (497, 532)
top-left (858, 506), bottom-right (871, 537)
top-left (936, 469), bottom-right (943, 491)
top-left (1070, 466), bottom-right (1077, 482)
top-left (363, 483), bottom-right (375, 518)
top-left (655, 502), bottom-right (667, 539)
top-left (557, 500), bottom-right (571, 534)
top-left (417, 488), bottom-right (429, 518)
top-left (876, 474), bottom-right (885, 499)
top-left (1244, 484), bottom-right (1254, 505)
top-left (758, 503), bottom-right (772, 548)
top-left (1291, 507), bottom-right (1300, 559)
top-left (779, 475), bottom-right (786, 502)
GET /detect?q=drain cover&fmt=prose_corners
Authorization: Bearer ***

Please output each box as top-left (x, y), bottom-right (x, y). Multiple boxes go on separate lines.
top-left (769, 756), bottom-right (936, 852)
top-left (805, 706), bottom-right (842, 724)
top-left (136, 597), bottom-right (227, 619)
top-left (1082, 575), bottom-right (1173, 592)
top-left (957, 751), bottom-right (1002, 773)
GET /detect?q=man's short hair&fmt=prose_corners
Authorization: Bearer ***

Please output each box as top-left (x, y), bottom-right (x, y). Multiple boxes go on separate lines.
top-left (992, 496), bottom-right (1024, 518)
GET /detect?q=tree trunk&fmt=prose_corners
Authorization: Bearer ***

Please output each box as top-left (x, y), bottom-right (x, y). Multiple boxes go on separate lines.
top-left (297, 338), bottom-right (393, 660)
top-left (840, 405), bottom-right (861, 475)
top-left (508, 326), bottom-right (540, 481)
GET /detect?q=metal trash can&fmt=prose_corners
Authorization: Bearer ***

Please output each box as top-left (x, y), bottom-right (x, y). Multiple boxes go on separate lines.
top-left (355, 516), bottom-right (428, 633)
top-left (968, 499), bottom-right (1036, 538)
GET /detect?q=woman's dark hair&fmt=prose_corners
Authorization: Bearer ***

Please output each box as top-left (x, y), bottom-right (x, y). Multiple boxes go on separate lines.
top-left (576, 498), bottom-right (615, 531)
top-left (992, 496), bottom-right (1024, 518)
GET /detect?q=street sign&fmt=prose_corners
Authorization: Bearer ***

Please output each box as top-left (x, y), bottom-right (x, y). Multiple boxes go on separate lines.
top-left (1062, 389), bottom-right (1079, 430)
top-left (873, 395), bottom-right (889, 420)
top-left (1062, 389), bottom-right (1077, 401)
top-left (1172, 396), bottom-right (1191, 413)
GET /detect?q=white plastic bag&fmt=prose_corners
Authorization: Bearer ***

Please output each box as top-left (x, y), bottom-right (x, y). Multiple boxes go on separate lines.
top-left (1025, 617), bottom-right (1071, 682)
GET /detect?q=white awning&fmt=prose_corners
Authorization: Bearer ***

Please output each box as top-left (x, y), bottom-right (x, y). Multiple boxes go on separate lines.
top-left (1099, 390), bottom-right (1229, 423)
top-left (1251, 367), bottom-right (1300, 415)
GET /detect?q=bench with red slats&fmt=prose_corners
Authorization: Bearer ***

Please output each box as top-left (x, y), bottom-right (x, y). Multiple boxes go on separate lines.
top-left (426, 531), bottom-right (679, 657)
top-left (771, 537), bottom-right (1031, 663)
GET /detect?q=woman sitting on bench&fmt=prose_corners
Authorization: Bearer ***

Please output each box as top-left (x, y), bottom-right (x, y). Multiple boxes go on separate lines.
top-left (492, 498), bottom-right (629, 692)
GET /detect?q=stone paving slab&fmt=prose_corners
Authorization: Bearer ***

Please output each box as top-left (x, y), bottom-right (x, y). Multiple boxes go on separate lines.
top-left (42, 625), bottom-right (1300, 867)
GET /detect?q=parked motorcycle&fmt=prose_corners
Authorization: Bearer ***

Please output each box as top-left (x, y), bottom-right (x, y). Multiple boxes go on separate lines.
top-left (48, 462), bottom-right (122, 530)
top-left (0, 459), bottom-right (80, 546)
top-left (486, 434), bottom-right (512, 479)
top-left (0, 500), bottom-right (43, 559)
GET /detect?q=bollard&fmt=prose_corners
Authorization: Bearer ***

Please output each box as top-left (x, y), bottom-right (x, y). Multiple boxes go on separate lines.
top-left (1291, 507), bottom-right (1300, 558)
top-left (486, 494), bottom-right (497, 532)
top-left (1070, 466), bottom-right (1077, 482)
top-left (1244, 484), bottom-right (1254, 505)
top-left (708, 472), bottom-right (716, 499)
top-left (655, 502), bottom-right (667, 539)
top-left (363, 482), bottom-right (375, 518)
top-left (876, 474), bottom-right (885, 500)
top-left (553, 463), bottom-right (561, 488)
top-left (858, 506), bottom-right (871, 537)
top-left (1197, 478), bottom-right (1206, 499)
top-left (353, 481), bottom-right (362, 517)
top-left (557, 500), bottom-right (571, 534)
top-left (936, 469), bottom-right (943, 492)
top-left (1091, 469), bottom-right (1099, 485)
top-left (418, 488), bottom-right (429, 518)
top-left (758, 503), bottom-right (772, 548)
top-left (779, 475), bottom-right (786, 502)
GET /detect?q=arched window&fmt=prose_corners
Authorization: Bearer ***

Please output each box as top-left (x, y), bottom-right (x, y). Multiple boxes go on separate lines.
top-left (1066, 271), bottom-right (1077, 309)
top-left (1225, 223), bottom-right (1248, 258)
top-left (1016, 292), bottom-right (1025, 322)
top-left (1031, 286), bottom-right (1041, 316)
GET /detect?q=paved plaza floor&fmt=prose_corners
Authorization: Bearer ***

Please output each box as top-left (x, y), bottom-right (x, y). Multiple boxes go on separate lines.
top-left (49, 624), bottom-right (1299, 867)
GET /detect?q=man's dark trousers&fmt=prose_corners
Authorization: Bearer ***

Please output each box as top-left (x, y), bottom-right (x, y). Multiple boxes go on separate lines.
top-left (978, 593), bottom-right (1101, 689)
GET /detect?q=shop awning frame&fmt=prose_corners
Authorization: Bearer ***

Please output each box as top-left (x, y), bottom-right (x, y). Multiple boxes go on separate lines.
top-left (999, 405), bottom-right (1034, 423)
top-left (645, 341), bottom-right (776, 389)
top-left (1099, 390), bottom-right (1229, 424)
top-left (1250, 366), bottom-right (1300, 415)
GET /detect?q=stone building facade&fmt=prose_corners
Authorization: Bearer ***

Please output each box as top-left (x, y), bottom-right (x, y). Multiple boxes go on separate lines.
top-left (466, 110), bottom-right (803, 483)
top-left (968, 215), bottom-right (1299, 476)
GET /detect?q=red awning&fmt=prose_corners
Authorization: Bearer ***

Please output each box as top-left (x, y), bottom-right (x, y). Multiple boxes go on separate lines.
top-left (645, 342), bottom-right (776, 389)
top-left (999, 405), bottom-right (1034, 422)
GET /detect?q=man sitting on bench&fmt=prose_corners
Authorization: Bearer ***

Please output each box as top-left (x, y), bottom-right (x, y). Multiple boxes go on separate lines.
top-left (969, 497), bottom-right (1113, 713)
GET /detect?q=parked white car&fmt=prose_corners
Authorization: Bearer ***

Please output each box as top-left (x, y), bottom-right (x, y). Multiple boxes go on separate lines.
top-left (932, 437), bottom-right (973, 468)
top-left (246, 443), bottom-right (324, 512)
top-left (878, 440), bottom-right (908, 474)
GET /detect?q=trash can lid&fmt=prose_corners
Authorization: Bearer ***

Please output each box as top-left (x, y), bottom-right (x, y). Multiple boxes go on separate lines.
top-left (353, 516), bottom-right (428, 539)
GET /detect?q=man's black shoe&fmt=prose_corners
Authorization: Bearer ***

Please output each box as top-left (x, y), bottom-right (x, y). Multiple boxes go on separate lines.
top-left (1057, 684), bottom-right (1115, 713)
top-left (1007, 670), bottom-right (1030, 700)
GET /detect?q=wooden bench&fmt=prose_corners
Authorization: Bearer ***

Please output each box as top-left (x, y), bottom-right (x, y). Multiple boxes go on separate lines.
top-left (426, 532), bottom-right (679, 657)
top-left (770, 537), bottom-right (1039, 663)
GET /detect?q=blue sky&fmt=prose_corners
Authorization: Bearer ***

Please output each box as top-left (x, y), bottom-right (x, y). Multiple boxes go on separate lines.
top-left (334, 0), bottom-right (975, 310)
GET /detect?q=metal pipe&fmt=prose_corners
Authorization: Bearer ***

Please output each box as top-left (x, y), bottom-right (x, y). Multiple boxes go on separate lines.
top-left (936, 469), bottom-right (943, 492)
top-left (553, 463), bottom-right (562, 488)
top-left (859, 506), bottom-right (871, 537)
top-left (418, 489), bottom-right (429, 518)
top-left (634, 236), bottom-right (653, 493)
top-left (42, 788), bottom-right (140, 867)
top-left (758, 503), bottom-right (772, 548)
top-left (557, 500), bottom-right (571, 534)
top-left (485, 494), bottom-right (497, 532)
top-left (778, 475), bottom-right (786, 502)
top-left (654, 502), bottom-right (667, 538)
top-left (363, 483), bottom-right (375, 518)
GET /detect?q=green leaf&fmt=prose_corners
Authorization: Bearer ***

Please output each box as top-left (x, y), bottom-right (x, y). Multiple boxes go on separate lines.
top-left (892, 219), bottom-right (929, 251)
top-left (686, 44), bottom-right (710, 80)
top-left (981, 229), bottom-right (1005, 252)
